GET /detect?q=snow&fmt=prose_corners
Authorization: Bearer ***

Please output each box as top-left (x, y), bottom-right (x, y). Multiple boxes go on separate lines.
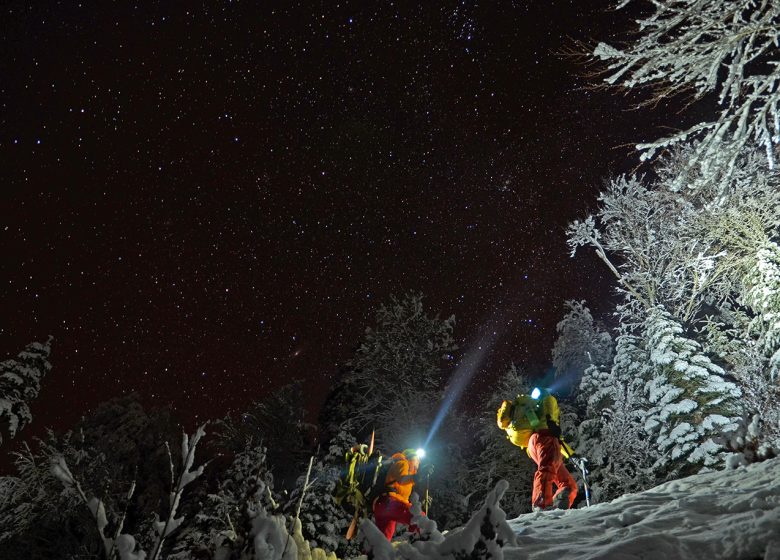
top-left (353, 458), bottom-right (780, 559)
top-left (503, 457), bottom-right (780, 560)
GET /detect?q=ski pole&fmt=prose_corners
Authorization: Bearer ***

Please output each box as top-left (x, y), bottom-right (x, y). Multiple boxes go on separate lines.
top-left (577, 457), bottom-right (591, 507)
top-left (424, 473), bottom-right (430, 516)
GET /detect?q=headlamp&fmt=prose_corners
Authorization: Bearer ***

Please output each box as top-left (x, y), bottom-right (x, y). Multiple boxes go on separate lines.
top-left (530, 387), bottom-right (542, 400)
top-left (415, 448), bottom-right (426, 459)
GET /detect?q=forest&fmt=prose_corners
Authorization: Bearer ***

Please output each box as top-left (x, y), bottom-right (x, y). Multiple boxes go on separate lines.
top-left (2, 1), bottom-right (780, 559)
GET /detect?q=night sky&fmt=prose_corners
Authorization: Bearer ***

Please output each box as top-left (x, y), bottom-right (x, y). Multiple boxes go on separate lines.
top-left (2, 2), bottom-right (664, 439)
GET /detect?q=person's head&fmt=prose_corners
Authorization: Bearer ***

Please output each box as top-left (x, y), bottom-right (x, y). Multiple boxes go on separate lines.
top-left (402, 448), bottom-right (421, 469)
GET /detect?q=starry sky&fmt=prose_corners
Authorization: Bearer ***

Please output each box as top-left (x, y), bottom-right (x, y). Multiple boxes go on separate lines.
top-left (2, 1), bottom-right (665, 439)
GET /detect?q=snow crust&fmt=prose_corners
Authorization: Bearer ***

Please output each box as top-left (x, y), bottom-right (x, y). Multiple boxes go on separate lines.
top-left (503, 457), bottom-right (780, 560)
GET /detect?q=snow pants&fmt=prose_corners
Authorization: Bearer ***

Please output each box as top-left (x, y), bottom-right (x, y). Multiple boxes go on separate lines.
top-left (527, 431), bottom-right (578, 509)
top-left (372, 495), bottom-right (419, 541)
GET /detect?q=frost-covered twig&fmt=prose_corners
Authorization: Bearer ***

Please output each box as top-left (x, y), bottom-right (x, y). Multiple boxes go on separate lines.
top-left (591, 0), bottom-right (780, 187)
top-left (295, 455), bottom-right (315, 520)
top-left (149, 424), bottom-right (208, 560)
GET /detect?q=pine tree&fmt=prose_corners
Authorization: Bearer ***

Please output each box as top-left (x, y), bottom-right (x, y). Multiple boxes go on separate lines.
top-left (552, 300), bottom-right (613, 387)
top-left (0, 336), bottom-right (53, 446)
top-left (577, 330), bottom-right (658, 501)
top-left (643, 307), bottom-right (741, 474)
top-left (319, 291), bottom-right (456, 448)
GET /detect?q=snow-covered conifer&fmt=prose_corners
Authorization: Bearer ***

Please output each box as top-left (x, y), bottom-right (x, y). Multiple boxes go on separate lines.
top-left (552, 300), bottom-right (612, 386)
top-left (0, 336), bottom-right (52, 446)
top-left (169, 442), bottom-right (277, 559)
top-left (0, 395), bottom-right (183, 557)
top-left (577, 330), bottom-right (657, 501)
top-left (218, 380), bottom-right (314, 486)
top-left (643, 307), bottom-right (741, 473)
top-left (320, 291), bottom-right (456, 447)
top-left (595, 382), bottom-right (658, 502)
top-left (285, 455), bottom-right (350, 556)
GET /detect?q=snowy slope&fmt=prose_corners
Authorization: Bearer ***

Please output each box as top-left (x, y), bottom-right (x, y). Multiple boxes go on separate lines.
top-left (505, 457), bottom-right (780, 560)
top-left (358, 457), bottom-right (780, 560)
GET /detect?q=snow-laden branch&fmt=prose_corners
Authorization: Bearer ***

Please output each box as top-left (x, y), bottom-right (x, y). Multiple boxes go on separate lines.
top-left (149, 424), bottom-right (208, 560)
top-left (594, 0), bottom-right (780, 188)
top-left (568, 153), bottom-right (780, 327)
top-left (50, 455), bottom-right (139, 560)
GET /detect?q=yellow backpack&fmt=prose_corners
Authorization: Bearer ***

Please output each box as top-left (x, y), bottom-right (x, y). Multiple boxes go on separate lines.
top-left (496, 393), bottom-right (561, 449)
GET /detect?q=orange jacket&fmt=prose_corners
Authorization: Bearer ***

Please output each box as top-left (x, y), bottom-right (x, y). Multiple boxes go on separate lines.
top-left (385, 452), bottom-right (418, 506)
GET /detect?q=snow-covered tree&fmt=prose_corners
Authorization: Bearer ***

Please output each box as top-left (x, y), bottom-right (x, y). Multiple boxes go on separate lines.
top-left (285, 456), bottom-right (350, 556)
top-left (579, 329), bottom-right (648, 419)
top-left (0, 336), bottom-right (53, 446)
top-left (577, 329), bottom-right (658, 501)
top-left (567, 173), bottom-right (733, 325)
top-left (725, 352), bottom-right (780, 465)
top-left (592, 0), bottom-right (780, 188)
top-left (218, 380), bottom-right (315, 487)
top-left (0, 431), bottom-right (92, 556)
top-left (593, 381), bottom-right (658, 502)
top-left (569, 148), bottom-right (780, 327)
top-left (742, 241), bottom-right (780, 380)
top-left (319, 291), bottom-right (456, 448)
top-left (552, 300), bottom-right (613, 386)
top-left (0, 394), bottom-right (185, 558)
top-left (643, 307), bottom-right (741, 474)
top-left (169, 441), bottom-right (278, 558)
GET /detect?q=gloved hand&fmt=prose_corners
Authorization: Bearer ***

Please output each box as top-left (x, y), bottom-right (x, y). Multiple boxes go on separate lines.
top-left (417, 463), bottom-right (434, 479)
top-left (547, 418), bottom-right (562, 438)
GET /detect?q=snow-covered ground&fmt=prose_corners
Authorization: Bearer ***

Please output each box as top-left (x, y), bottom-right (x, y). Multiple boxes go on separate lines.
top-left (360, 457), bottom-right (780, 560)
top-left (506, 457), bottom-right (780, 560)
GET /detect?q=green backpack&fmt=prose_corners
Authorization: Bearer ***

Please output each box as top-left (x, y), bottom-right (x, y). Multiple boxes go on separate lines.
top-left (333, 444), bottom-right (393, 514)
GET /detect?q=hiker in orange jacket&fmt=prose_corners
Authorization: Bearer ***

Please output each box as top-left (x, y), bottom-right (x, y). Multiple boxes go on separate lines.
top-left (372, 448), bottom-right (432, 541)
top-left (497, 389), bottom-right (578, 510)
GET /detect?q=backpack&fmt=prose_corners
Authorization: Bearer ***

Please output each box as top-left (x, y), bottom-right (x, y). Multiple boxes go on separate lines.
top-left (497, 393), bottom-right (550, 448)
top-left (497, 394), bottom-right (544, 431)
top-left (333, 444), bottom-right (394, 514)
top-left (511, 393), bottom-right (544, 429)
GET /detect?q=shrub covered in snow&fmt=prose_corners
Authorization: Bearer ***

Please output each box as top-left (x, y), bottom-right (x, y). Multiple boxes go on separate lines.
top-left (0, 336), bottom-right (53, 447)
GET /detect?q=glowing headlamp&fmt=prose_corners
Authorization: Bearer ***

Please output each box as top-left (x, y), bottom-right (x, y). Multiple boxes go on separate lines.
top-left (530, 387), bottom-right (542, 400)
top-left (415, 448), bottom-right (426, 459)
